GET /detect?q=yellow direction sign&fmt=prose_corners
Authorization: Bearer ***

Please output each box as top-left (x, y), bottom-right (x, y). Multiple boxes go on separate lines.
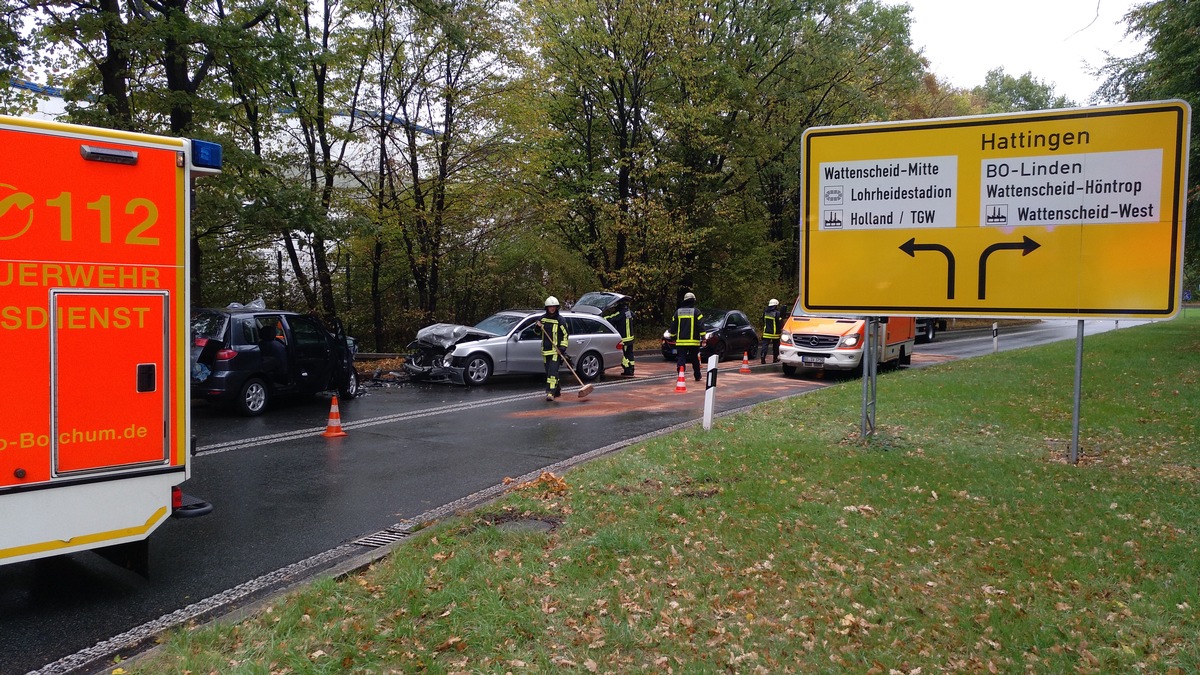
top-left (800, 101), bottom-right (1191, 319)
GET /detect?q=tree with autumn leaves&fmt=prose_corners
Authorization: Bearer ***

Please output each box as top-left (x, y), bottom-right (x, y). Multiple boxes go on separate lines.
top-left (3, 0), bottom-right (1140, 351)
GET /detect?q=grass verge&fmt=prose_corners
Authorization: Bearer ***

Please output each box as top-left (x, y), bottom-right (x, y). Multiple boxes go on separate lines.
top-left (129, 314), bottom-right (1199, 674)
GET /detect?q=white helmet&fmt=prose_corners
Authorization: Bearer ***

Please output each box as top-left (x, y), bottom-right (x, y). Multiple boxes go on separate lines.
top-left (683, 292), bottom-right (696, 301)
top-left (544, 296), bottom-right (560, 307)
top-left (768, 298), bottom-right (779, 307)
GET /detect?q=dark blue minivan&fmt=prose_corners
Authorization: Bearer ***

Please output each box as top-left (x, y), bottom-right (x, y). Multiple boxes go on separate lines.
top-left (191, 304), bottom-right (359, 415)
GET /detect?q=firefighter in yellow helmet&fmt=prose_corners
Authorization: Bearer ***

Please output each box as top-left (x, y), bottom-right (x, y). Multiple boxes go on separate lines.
top-left (760, 298), bottom-right (782, 364)
top-left (538, 296), bottom-right (570, 400)
top-left (672, 291), bottom-right (704, 381)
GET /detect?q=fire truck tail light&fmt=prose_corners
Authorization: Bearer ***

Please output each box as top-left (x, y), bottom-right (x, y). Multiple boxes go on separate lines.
top-left (172, 486), bottom-right (183, 510)
top-left (215, 348), bottom-right (237, 361)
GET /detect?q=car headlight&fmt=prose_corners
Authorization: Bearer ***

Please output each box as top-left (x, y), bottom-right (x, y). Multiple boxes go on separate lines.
top-left (781, 331), bottom-right (791, 344)
top-left (839, 333), bottom-right (861, 348)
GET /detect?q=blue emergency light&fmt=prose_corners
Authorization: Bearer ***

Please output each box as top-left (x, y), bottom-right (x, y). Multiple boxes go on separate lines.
top-left (191, 140), bottom-right (223, 170)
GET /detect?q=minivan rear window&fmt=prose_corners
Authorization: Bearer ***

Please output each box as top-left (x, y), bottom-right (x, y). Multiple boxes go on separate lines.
top-left (191, 311), bottom-right (228, 341)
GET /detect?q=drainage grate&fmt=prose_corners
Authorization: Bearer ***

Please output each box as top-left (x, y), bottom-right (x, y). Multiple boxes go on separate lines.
top-left (353, 528), bottom-right (412, 549)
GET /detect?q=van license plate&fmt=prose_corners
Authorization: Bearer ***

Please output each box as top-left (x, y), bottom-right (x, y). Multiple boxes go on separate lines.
top-left (801, 356), bottom-right (824, 367)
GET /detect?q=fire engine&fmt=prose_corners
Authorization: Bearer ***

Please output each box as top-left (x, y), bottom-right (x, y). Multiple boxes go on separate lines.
top-left (0, 115), bottom-right (219, 573)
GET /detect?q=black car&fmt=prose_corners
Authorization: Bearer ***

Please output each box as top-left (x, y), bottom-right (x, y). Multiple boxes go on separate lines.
top-left (191, 305), bottom-right (359, 415)
top-left (661, 309), bottom-right (758, 362)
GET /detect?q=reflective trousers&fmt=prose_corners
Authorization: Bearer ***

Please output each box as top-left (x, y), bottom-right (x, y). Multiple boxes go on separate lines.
top-left (543, 354), bottom-right (561, 394)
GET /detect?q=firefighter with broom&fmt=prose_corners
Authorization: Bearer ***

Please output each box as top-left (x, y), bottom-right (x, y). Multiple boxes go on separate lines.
top-left (538, 296), bottom-right (570, 401)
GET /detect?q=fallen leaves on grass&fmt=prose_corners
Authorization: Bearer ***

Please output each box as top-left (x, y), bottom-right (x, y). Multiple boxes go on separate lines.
top-left (837, 612), bottom-right (873, 635)
top-left (434, 636), bottom-right (465, 652)
top-left (505, 471), bottom-right (569, 498)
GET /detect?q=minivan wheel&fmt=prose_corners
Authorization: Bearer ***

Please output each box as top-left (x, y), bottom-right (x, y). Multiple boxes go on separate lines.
top-left (464, 354), bottom-right (492, 386)
top-left (577, 352), bottom-right (602, 382)
top-left (237, 377), bottom-right (269, 416)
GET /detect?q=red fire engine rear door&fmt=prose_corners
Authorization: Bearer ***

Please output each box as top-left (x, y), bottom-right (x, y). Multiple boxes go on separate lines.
top-left (53, 291), bottom-right (169, 474)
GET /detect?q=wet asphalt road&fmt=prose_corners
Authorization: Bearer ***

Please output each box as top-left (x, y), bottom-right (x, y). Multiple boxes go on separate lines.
top-left (0, 319), bottom-right (1142, 674)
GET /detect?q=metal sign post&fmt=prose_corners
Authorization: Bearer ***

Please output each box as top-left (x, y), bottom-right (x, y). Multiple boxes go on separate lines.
top-left (1070, 321), bottom-right (1085, 463)
top-left (861, 318), bottom-right (877, 439)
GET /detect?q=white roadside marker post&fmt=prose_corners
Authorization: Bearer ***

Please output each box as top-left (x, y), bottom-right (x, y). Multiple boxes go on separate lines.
top-left (703, 353), bottom-right (719, 430)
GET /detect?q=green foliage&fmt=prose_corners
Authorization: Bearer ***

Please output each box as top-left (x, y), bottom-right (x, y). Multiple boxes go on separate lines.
top-left (898, 73), bottom-right (975, 120)
top-left (971, 67), bottom-right (1075, 113)
top-left (0, 0), bottom-right (26, 89)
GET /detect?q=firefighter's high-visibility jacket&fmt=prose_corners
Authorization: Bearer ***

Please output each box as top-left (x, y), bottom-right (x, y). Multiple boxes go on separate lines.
top-left (673, 306), bottom-right (704, 347)
top-left (604, 305), bottom-right (635, 343)
top-left (537, 312), bottom-right (570, 357)
top-left (762, 306), bottom-right (782, 339)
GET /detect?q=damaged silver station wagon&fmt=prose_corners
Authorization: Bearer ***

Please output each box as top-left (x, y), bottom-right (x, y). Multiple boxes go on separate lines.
top-left (404, 309), bottom-right (625, 386)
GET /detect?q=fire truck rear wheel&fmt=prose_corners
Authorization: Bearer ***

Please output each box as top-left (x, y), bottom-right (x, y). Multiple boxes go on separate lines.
top-left (237, 377), bottom-right (269, 416)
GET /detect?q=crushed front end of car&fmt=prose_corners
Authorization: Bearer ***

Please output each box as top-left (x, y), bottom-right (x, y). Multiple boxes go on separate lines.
top-left (403, 323), bottom-right (493, 383)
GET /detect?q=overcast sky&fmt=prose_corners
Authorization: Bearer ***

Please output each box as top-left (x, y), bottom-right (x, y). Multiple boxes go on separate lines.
top-left (889, 0), bottom-right (1146, 105)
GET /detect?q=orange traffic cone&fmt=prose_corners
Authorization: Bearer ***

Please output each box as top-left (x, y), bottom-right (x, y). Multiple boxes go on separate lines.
top-left (321, 395), bottom-right (348, 438)
top-left (740, 351), bottom-right (752, 374)
top-left (674, 366), bottom-right (688, 393)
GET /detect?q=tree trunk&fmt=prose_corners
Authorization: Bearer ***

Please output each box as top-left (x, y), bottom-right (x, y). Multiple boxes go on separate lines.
top-left (96, 0), bottom-right (133, 129)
